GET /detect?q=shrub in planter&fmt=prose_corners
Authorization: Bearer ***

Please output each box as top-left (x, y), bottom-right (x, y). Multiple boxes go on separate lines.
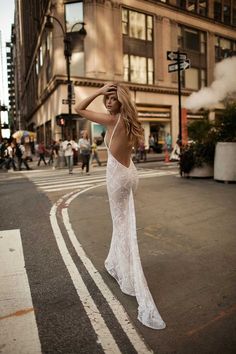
top-left (214, 102), bottom-right (236, 143)
top-left (180, 118), bottom-right (216, 176)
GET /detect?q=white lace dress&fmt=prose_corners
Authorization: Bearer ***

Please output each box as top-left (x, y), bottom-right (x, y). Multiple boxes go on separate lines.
top-left (104, 115), bottom-right (166, 329)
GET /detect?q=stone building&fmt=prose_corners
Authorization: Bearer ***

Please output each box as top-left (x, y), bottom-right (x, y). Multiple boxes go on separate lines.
top-left (13, 0), bottom-right (236, 150)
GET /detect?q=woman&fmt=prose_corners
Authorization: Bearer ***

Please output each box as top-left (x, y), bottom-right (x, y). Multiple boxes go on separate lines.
top-left (75, 83), bottom-right (166, 329)
top-left (78, 130), bottom-right (91, 175)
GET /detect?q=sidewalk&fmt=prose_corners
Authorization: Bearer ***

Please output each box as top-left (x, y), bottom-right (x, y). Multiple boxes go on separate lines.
top-left (68, 173), bottom-right (236, 354)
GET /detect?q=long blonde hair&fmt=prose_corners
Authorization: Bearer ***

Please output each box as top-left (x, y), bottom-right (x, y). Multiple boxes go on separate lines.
top-left (104, 83), bottom-right (144, 148)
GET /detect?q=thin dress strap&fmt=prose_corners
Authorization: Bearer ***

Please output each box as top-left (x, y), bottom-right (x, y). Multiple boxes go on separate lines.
top-left (108, 114), bottom-right (121, 150)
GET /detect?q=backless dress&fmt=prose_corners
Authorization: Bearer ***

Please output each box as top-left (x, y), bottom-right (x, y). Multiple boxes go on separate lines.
top-left (104, 114), bottom-right (166, 329)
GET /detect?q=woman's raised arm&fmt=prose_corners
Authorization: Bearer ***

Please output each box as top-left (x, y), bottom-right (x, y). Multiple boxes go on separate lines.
top-left (75, 84), bottom-right (117, 126)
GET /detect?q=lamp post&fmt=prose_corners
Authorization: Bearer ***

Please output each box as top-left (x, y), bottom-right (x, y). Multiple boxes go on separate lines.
top-left (45, 15), bottom-right (86, 138)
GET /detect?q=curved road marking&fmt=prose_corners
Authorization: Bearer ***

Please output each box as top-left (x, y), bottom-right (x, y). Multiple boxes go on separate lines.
top-left (50, 184), bottom-right (153, 354)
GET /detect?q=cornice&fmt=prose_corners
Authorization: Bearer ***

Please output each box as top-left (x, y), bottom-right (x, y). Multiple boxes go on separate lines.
top-left (25, 76), bottom-right (191, 121)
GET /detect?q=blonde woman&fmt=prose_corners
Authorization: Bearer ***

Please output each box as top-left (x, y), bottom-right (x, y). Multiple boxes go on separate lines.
top-left (75, 83), bottom-right (166, 329)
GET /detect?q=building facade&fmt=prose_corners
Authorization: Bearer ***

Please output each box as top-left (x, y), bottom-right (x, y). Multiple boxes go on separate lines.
top-left (13, 0), bottom-right (236, 150)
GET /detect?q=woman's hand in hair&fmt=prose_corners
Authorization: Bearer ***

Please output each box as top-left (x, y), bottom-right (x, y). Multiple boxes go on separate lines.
top-left (98, 83), bottom-right (117, 96)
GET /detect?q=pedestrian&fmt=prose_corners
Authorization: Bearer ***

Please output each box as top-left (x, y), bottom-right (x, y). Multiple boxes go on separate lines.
top-left (58, 139), bottom-right (65, 168)
top-left (0, 142), bottom-right (15, 170)
top-left (75, 82), bottom-right (166, 330)
top-left (63, 137), bottom-right (77, 174)
top-left (165, 132), bottom-right (172, 153)
top-left (6, 142), bottom-right (17, 170)
top-left (91, 138), bottom-right (101, 166)
top-left (170, 139), bottom-right (180, 161)
top-left (48, 141), bottom-right (55, 166)
top-left (0, 140), bottom-right (8, 167)
top-left (17, 142), bottom-right (31, 170)
top-left (148, 134), bottom-right (155, 153)
top-left (52, 140), bottom-right (59, 170)
top-left (37, 142), bottom-right (47, 166)
top-left (78, 130), bottom-right (91, 175)
top-left (138, 139), bottom-right (147, 161)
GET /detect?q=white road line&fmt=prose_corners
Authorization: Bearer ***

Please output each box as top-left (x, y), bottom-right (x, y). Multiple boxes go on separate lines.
top-left (34, 171), bottom-right (175, 186)
top-left (50, 201), bottom-right (122, 354)
top-left (0, 229), bottom-right (42, 354)
top-left (24, 168), bottom-right (177, 193)
top-left (36, 180), bottom-right (105, 188)
top-left (60, 186), bottom-right (153, 354)
top-left (44, 184), bottom-right (92, 192)
top-left (34, 176), bottom-right (106, 186)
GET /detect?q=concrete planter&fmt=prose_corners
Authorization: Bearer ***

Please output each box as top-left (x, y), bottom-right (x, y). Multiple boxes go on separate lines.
top-left (214, 142), bottom-right (236, 182)
top-left (188, 163), bottom-right (214, 178)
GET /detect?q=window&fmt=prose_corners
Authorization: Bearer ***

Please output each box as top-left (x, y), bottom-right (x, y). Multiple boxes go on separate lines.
top-left (129, 11), bottom-right (146, 40)
top-left (122, 9), bottom-right (153, 41)
top-left (65, 1), bottom-right (83, 32)
top-left (184, 68), bottom-right (199, 90)
top-left (122, 9), bottom-right (128, 35)
top-left (178, 0), bottom-right (187, 8)
top-left (233, 5), bottom-right (236, 25)
top-left (199, 1), bottom-right (207, 16)
top-left (123, 54), bottom-right (153, 84)
top-left (200, 69), bottom-right (206, 88)
top-left (215, 35), bottom-right (236, 61)
top-left (182, 67), bottom-right (206, 90)
top-left (214, 1), bottom-right (222, 21)
top-left (187, 0), bottom-right (197, 12)
top-left (223, 0), bottom-right (231, 24)
top-left (214, 0), bottom-right (236, 25)
top-left (179, 26), bottom-right (207, 53)
top-left (177, 0), bottom-right (208, 16)
top-left (147, 16), bottom-right (153, 41)
top-left (122, 8), bottom-right (154, 84)
top-left (200, 32), bottom-right (206, 54)
top-left (185, 28), bottom-right (200, 51)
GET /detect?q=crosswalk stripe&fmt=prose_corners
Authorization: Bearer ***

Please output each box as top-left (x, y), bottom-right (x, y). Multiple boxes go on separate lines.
top-left (34, 176), bottom-right (106, 186)
top-left (44, 184), bottom-right (93, 192)
top-left (24, 168), bottom-right (178, 193)
top-left (33, 171), bottom-right (174, 187)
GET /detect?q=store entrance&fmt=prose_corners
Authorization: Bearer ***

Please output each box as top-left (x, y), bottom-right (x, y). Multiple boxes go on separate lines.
top-left (150, 123), bottom-right (165, 153)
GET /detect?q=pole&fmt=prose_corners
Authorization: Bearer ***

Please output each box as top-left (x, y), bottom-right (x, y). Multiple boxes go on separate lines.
top-left (64, 35), bottom-right (72, 139)
top-left (177, 50), bottom-right (182, 145)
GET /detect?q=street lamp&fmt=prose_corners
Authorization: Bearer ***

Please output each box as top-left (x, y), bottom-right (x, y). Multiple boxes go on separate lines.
top-left (45, 14), bottom-right (86, 138)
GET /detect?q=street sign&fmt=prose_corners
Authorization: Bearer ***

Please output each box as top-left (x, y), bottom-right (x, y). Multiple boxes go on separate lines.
top-left (168, 59), bottom-right (191, 73)
top-left (62, 99), bottom-right (75, 104)
top-left (167, 51), bottom-right (187, 61)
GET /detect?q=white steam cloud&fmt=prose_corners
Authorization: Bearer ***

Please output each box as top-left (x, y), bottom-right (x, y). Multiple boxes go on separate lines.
top-left (185, 57), bottom-right (236, 111)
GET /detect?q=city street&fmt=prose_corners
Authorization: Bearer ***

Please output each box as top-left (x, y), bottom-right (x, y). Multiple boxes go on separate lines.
top-left (0, 162), bottom-right (235, 354)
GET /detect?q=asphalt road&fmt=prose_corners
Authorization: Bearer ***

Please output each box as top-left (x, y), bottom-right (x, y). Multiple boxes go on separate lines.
top-left (0, 163), bottom-right (235, 354)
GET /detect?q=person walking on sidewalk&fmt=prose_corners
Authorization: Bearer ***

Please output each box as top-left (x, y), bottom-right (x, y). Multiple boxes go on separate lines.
top-left (17, 142), bottom-right (31, 170)
top-left (37, 142), bottom-right (47, 166)
top-left (78, 130), bottom-right (91, 175)
top-left (63, 137), bottom-right (77, 174)
top-left (75, 82), bottom-right (166, 330)
top-left (91, 138), bottom-right (101, 166)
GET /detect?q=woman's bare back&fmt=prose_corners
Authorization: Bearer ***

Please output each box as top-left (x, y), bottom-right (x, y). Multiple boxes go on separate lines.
top-left (106, 116), bottom-right (132, 168)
